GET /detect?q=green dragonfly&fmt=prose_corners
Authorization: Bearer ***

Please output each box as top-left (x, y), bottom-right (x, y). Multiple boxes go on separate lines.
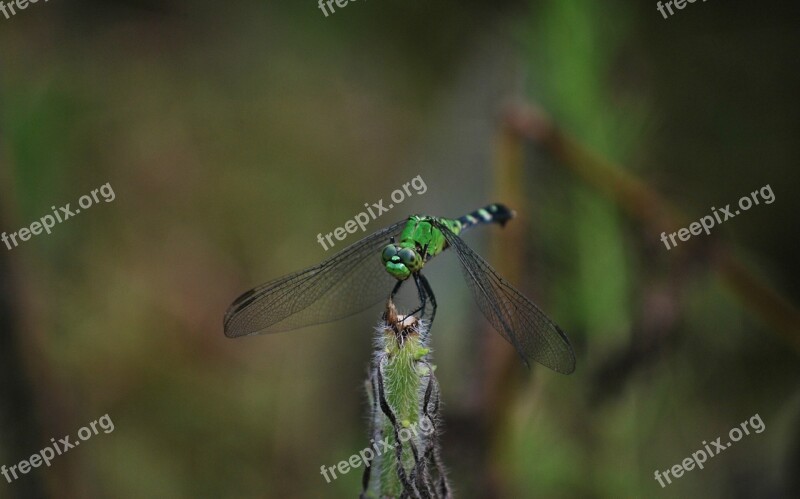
top-left (224, 204), bottom-right (575, 373)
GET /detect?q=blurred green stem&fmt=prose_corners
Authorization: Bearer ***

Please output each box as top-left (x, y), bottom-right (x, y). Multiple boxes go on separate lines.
top-left (504, 102), bottom-right (800, 352)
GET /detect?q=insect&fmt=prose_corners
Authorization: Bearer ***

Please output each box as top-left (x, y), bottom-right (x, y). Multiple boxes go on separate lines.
top-left (224, 204), bottom-right (575, 373)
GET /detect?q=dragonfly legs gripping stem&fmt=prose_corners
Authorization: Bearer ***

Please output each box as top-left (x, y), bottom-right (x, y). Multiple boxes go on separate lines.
top-left (412, 274), bottom-right (427, 318)
top-left (390, 279), bottom-right (404, 300)
top-left (390, 274), bottom-right (438, 330)
top-left (419, 274), bottom-right (437, 327)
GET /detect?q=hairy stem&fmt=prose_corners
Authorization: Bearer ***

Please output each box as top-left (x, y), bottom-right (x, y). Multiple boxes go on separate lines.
top-left (362, 299), bottom-right (449, 499)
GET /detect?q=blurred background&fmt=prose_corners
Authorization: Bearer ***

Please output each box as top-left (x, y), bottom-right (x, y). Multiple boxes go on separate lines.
top-left (1, 0), bottom-right (798, 497)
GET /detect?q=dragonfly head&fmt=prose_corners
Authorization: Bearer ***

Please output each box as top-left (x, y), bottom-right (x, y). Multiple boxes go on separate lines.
top-left (382, 244), bottom-right (422, 280)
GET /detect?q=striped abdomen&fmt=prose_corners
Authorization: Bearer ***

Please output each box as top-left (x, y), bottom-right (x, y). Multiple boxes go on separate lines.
top-left (456, 203), bottom-right (514, 233)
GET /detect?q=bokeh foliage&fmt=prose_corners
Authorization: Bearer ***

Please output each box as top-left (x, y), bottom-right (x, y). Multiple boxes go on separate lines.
top-left (0, 1), bottom-right (798, 498)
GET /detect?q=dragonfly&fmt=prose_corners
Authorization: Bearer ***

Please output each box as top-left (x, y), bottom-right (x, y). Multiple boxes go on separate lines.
top-left (224, 204), bottom-right (575, 373)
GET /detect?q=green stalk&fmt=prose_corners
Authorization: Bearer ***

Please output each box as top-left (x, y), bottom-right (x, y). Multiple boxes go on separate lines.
top-left (362, 299), bottom-right (450, 499)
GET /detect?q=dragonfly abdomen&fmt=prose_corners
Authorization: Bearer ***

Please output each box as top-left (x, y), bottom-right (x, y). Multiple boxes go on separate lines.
top-left (456, 203), bottom-right (514, 232)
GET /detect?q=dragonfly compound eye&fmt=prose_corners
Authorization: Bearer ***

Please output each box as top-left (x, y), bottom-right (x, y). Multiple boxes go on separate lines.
top-left (382, 245), bottom-right (398, 263)
top-left (397, 248), bottom-right (419, 267)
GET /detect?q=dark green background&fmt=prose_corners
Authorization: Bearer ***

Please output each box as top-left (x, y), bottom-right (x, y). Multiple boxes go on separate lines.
top-left (1, 0), bottom-right (798, 497)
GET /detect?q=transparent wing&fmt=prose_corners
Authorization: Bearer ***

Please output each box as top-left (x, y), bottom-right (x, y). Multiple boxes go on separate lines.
top-left (224, 220), bottom-right (407, 337)
top-left (430, 219), bottom-right (575, 373)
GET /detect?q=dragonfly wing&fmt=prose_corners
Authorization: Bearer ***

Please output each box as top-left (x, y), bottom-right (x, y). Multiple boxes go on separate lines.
top-left (224, 220), bottom-right (408, 337)
top-left (430, 219), bottom-right (576, 373)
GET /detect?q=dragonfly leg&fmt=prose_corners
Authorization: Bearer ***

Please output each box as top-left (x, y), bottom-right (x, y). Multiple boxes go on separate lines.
top-left (406, 274), bottom-right (427, 320)
top-left (389, 279), bottom-right (404, 300)
top-left (419, 274), bottom-right (437, 327)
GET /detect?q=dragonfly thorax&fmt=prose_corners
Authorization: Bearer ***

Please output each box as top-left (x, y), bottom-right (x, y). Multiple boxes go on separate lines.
top-left (381, 244), bottom-right (423, 280)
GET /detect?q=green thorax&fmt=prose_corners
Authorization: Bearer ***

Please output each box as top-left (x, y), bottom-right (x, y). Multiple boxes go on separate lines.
top-left (383, 204), bottom-right (512, 281)
top-left (382, 216), bottom-right (462, 280)
top-left (398, 216), bottom-right (462, 260)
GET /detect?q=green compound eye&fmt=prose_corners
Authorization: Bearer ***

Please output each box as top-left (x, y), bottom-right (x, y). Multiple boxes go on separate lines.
top-left (397, 248), bottom-right (416, 265)
top-left (382, 245), bottom-right (398, 263)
